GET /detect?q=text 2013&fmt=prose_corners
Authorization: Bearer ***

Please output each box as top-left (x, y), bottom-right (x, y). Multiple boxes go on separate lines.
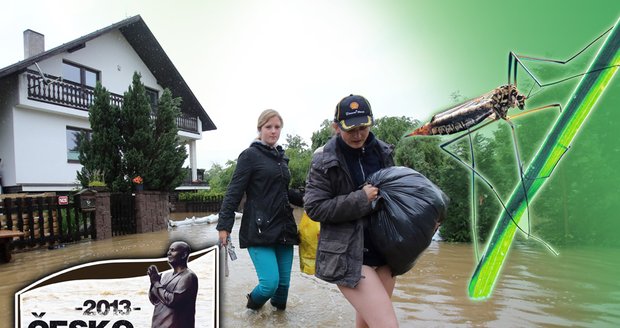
top-left (80, 299), bottom-right (136, 316)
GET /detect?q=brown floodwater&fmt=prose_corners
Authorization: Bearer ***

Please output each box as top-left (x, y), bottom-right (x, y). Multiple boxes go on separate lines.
top-left (1, 211), bottom-right (619, 327)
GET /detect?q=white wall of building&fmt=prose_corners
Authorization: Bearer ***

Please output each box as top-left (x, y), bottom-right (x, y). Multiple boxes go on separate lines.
top-left (2, 28), bottom-right (201, 192)
top-left (0, 75), bottom-right (19, 187)
top-left (12, 106), bottom-right (88, 185)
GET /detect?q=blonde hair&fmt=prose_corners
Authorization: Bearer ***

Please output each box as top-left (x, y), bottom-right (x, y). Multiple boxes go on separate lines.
top-left (257, 109), bottom-right (283, 132)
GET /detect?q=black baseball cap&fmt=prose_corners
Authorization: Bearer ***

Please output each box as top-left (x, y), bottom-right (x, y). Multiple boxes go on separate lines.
top-left (334, 94), bottom-right (374, 131)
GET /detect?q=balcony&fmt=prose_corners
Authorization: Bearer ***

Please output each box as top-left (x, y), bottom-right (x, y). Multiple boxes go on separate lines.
top-left (25, 70), bottom-right (199, 133)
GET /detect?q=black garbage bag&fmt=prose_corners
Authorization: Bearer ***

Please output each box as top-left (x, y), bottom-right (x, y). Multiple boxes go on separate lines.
top-left (367, 166), bottom-right (449, 276)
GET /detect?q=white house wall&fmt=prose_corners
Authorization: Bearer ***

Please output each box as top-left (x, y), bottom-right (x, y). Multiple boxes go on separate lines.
top-left (7, 29), bottom-right (178, 191)
top-left (12, 105), bottom-right (87, 189)
top-left (0, 75), bottom-right (19, 188)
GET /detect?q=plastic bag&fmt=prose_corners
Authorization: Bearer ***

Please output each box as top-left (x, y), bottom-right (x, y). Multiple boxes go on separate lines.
top-left (298, 211), bottom-right (320, 275)
top-left (367, 166), bottom-right (449, 276)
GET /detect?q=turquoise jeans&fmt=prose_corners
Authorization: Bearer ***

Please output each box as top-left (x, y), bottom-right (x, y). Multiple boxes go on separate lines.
top-left (247, 244), bottom-right (294, 306)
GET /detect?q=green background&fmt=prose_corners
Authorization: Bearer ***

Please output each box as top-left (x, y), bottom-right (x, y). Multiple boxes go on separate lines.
top-left (370, 0), bottom-right (620, 299)
top-left (381, 1), bottom-right (620, 244)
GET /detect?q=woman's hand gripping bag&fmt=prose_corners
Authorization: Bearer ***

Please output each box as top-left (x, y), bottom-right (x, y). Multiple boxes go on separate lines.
top-left (298, 211), bottom-right (320, 275)
top-left (367, 166), bottom-right (449, 276)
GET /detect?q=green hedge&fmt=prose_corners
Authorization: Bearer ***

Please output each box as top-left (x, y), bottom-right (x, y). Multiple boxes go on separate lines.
top-left (178, 190), bottom-right (225, 202)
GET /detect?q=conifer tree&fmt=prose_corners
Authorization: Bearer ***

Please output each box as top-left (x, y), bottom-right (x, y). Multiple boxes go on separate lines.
top-left (147, 89), bottom-right (188, 190)
top-left (121, 72), bottom-right (155, 190)
top-left (78, 82), bottom-right (123, 190)
top-left (79, 72), bottom-right (189, 192)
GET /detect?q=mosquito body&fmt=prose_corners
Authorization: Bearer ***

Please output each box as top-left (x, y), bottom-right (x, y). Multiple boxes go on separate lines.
top-left (411, 85), bottom-right (525, 136)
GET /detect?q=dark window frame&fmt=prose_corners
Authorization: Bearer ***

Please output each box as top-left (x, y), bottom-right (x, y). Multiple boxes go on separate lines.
top-left (66, 126), bottom-right (91, 163)
top-left (62, 60), bottom-right (101, 88)
top-left (145, 87), bottom-right (159, 114)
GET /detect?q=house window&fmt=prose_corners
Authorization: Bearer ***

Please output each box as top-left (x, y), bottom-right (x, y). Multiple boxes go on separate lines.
top-left (62, 61), bottom-right (100, 87)
top-left (66, 127), bottom-right (91, 163)
top-left (145, 87), bottom-right (159, 113)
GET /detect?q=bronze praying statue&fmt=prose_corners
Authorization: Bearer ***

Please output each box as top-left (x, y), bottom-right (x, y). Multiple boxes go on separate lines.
top-left (148, 241), bottom-right (199, 328)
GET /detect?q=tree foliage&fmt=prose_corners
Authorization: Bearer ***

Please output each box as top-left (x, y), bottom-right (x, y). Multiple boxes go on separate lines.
top-left (283, 134), bottom-right (312, 189)
top-left (204, 160), bottom-right (237, 195)
top-left (310, 119), bottom-right (334, 151)
top-left (77, 82), bottom-right (123, 190)
top-left (146, 89), bottom-right (188, 191)
top-left (78, 72), bottom-right (187, 192)
top-left (120, 72), bottom-right (155, 191)
top-left (372, 116), bottom-right (420, 147)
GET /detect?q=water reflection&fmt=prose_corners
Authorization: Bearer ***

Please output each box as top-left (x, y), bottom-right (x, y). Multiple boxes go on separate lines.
top-left (1, 212), bottom-right (619, 327)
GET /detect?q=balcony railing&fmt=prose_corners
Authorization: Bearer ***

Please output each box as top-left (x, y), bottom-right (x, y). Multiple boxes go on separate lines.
top-left (25, 70), bottom-right (199, 133)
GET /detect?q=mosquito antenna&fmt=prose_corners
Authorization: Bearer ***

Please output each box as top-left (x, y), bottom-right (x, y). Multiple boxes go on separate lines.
top-left (525, 83), bottom-right (551, 100)
top-left (526, 84), bottom-right (536, 99)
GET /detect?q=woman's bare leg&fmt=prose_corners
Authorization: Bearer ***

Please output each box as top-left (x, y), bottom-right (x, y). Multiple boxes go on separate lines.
top-left (338, 265), bottom-right (398, 328)
top-left (376, 265), bottom-right (396, 297)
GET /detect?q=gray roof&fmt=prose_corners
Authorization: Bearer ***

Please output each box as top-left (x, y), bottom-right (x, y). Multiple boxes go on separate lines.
top-left (0, 15), bottom-right (216, 131)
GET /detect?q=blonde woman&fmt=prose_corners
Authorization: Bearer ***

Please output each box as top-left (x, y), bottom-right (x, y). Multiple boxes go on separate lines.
top-left (217, 109), bottom-right (301, 311)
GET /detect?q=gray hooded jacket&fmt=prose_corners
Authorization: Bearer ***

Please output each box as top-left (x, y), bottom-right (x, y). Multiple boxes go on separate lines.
top-left (303, 134), bottom-right (394, 287)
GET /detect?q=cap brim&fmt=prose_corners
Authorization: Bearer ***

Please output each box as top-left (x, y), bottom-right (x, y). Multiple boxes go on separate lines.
top-left (337, 116), bottom-right (373, 131)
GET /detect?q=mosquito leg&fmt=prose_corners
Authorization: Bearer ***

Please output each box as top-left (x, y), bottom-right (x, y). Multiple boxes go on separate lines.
top-left (439, 127), bottom-right (515, 257)
top-left (440, 120), bottom-right (557, 252)
top-left (511, 103), bottom-right (563, 117)
top-left (508, 25), bottom-right (618, 88)
top-left (521, 25), bottom-right (612, 64)
top-left (439, 128), bottom-right (504, 202)
top-left (509, 102), bottom-right (564, 181)
top-left (466, 132), bottom-right (480, 260)
top-left (505, 119), bottom-right (531, 235)
top-left (503, 118), bottom-right (559, 254)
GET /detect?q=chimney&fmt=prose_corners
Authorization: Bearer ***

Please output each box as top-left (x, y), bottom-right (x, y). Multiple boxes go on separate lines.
top-left (24, 29), bottom-right (45, 59)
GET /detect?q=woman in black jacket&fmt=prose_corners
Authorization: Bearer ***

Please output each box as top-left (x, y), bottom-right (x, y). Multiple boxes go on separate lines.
top-left (216, 109), bottom-right (300, 311)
